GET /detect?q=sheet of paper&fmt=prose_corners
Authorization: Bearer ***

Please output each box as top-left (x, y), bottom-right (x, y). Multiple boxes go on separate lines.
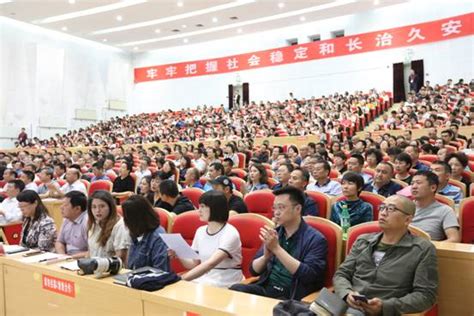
top-left (3, 245), bottom-right (29, 254)
top-left (60, 260), bottom-right (80, 271)
top-left (19, 252), bottom-right (61, 263)
top-left (159, 233), bottom-right (199, 260)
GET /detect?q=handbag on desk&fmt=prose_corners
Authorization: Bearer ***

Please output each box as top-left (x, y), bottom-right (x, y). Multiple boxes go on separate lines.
top-left (309, 287), bottom-right (348, 316)
top-left (273, 299), bottom-right (315, 316)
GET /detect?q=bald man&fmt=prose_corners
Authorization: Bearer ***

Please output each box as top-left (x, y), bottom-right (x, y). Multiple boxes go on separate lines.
top-left (334, 195), bottom-right (438, 316)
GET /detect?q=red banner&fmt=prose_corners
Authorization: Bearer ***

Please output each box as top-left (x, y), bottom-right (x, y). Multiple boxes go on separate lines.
top-left (134, 13), bottom-right (473, 83)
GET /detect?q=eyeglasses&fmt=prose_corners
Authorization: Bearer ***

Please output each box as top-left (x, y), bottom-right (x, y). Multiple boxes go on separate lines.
top-left (379, 204), bottom-right (406, 215)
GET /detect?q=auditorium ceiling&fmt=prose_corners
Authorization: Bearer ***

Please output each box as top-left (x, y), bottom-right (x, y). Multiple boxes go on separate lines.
top-left (1, 0), bottom-right (407, 52)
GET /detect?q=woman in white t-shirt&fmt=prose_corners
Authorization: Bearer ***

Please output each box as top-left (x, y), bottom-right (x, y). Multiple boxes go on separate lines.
top-left (176, 191), bottom-right (244, 288)
top-left (87, 190), bottom-right (131, 266)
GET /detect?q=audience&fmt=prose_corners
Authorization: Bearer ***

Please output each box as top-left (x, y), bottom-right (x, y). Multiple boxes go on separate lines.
top-left (364, 162), bottom-right (403, 197)
top-left (288, 168), bottom-right (319, 216)
top-left (430, 160), bottom-right (463, 204)
top-left (122, 195), bottom-right (169, 271)
top-left (155, 180), bottom-right (194, 214)
top-left (410, 171), bottom-right (460, 242)
top-left (87, 190), bottom-right (131, 264)
top-left (230, 187), bottom-right (327, 300)
top-left (18, 190), bottom-right (57, 251)
top-left (306, 160), bottom-right (342, 196)
top-left (174, 191), bottom-right (244, 288)
top-left (55, 191), bottom-right (88, 258)
top-left (211, 176), bottom-right (247, 214)
top-left (334, 195), bottom-right (438, 315)
top-left (246, 164), bottom-right (269, 192)
top-left (0, 180), bottom-right (24, 224)
top-left (330, 172), bottom-right (373, 227)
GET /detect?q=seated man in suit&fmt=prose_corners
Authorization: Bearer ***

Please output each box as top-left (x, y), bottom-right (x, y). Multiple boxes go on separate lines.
top-left (334, 195), bottom-right (438, 315)
top-left (230, 186), bottom-right (327, 300)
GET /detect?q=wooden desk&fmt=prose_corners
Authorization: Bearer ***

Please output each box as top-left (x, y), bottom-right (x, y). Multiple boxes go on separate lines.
top-left (42, 198), bottom-right (63, 229)
top-left (432, 241), bottom-right (474, 316)
top-left (0, 254), bottom-right (279, 316)
top-left (0, 255), bottom-right (143, 316)
top-left (142, 280), bottom-right (277, 316)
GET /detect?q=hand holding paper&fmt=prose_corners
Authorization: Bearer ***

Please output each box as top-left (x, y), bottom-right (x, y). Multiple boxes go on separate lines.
top-left (159, 233), bottom-right (199, 260)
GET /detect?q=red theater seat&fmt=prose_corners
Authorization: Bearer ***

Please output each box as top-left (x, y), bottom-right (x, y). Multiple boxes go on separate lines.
top-left (88, 180), bottom-right (113, 196)
top-left (459, 197), bottom-right (474, 243)
top-left (243, 190), bottom-right (275, 219)
top-left (181, 187), bottom-right (204, 209)
top-left (228, 214), bottom-right (274, 278)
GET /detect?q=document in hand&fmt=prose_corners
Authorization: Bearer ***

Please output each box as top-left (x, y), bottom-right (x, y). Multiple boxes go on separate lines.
top-left (159, 233), bottom-right (199, 260)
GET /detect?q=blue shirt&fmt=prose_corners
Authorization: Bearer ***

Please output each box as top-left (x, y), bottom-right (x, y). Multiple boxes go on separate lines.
top-left (414, 161), bottom-right (430, 171)
top-left (190, 182), bottom-right (204, 190)
top-left (438, 183), bottom-right (463, 204)
top-left (127, 226), bottom-right (170, 271)
top-left (330, 199), bottom-right (373, 227)
top-left (307, 179), bottom-right (343, 196)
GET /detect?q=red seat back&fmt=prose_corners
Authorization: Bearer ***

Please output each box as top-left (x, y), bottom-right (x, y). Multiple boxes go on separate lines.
top-left (228, 214), bottom-right (274, 278)
top-left (346, 222), bottom-right (381, 254)
top-left (229, 176), bottom-right (246, 194)
top-left (181, 188), bottom-right (204, 209)
top-left (231, 168), bottom-right (247, 179)
top-left (460, 197), bottom-right (474, 243)
top-left (236, 153), bottom-right (246, 169)
top-left (305, 191), bottom-right (331, 219)
top-left (244, 190), bottom-right (275, 219)
top-left (88, 180), bottom-right (113, 196)
top-left (170, 211), bottom-right (206, 273)
top-left (304, 216), bottom-right (342, 287)
top-left (154, 207), bottom-right (173, 233)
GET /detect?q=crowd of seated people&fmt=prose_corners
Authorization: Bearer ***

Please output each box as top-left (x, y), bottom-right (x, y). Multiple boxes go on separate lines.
top-left (13, 89), bottom-right (391, 149)
top-left (0, 80), bottom-right (472, 315)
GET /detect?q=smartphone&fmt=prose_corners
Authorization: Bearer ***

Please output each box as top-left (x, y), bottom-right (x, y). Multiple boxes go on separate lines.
top-left (352, 294), bottom-right (368, 303)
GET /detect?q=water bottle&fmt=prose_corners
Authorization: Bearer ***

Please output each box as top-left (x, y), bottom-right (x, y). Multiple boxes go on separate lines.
top-left (340, 202), bottom-right (350, 241)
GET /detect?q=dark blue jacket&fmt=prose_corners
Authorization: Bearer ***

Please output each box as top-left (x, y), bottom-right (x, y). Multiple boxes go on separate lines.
top-left (303, 193), bottom-right (319, 216)
top-left (250, 220), bottom-right (327, 300)
top-left (364, 180), bottom-right (403, 198)
top-left (128, 226), bottom-right (170, 271)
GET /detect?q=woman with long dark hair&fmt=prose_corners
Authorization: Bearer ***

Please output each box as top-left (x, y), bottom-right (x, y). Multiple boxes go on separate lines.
top-left (17, 190), bottom-right (56, 251)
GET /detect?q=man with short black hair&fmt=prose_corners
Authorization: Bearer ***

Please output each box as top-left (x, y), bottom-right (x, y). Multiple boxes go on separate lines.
top-left (404, 145), bottom-right (429, 171)
top-left (203, 162), bottom-right (224, 192)
top-left (411, 171), bottom-right (460, 242)
top-left (395, 153), bottom-right (413, 185)
top-left (38, 167), bottom-right (60, 198)
top-left (20, 170), bottom-right (38, 192)
top-left (223, 158), bottom-right (238, 177)
top-left (307, 160), bottom-right (342, 196)
top-left (288, 168), bottom-right (319, 216)
top-left (230, 186), bottom-right (327, 300)
top-left (0, 180), bottom-right (25, 224)
top-left (211, 176), bottom-right (247, 214)
top-left (90, 161), bottom-right (110, 182)
top-left (347, 154), bottom-right (372, 185)
top-left (156, 180), bottom-right (194, 215)
top-left (364, 162), bottom-right (403, 197)
top-left (430, 161), bottom-right (463, 204)
top-left (55, 191), bottom-right (88, 258)
top-left (49, 167), bottom-right (88, 198)
top-left (272, 163), bottom-right (294, 191)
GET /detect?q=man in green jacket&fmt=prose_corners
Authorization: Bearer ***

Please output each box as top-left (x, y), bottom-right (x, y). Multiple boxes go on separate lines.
top-left (334, 195), bottom-right (438, 316)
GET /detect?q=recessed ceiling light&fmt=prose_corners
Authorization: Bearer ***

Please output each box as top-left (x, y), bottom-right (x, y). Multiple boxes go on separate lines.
top-left (68, 0), bottom-right (76, 4)
top-left (278, 2), bottom-right (285, 8)
top-left (36, 0), bottom-right (146, 24)
top-left (212, 17), bottom-right (218, 23)
top-left (177, 1), bottom-right (183, 7)
top-left (181, 24), bottom-right (187, 28)
top-left (116, 15), bottom-right (123, 21)
top-left (119, 0), bottom-right (358, 47)
top-left (103, 39), bottom-right (108, 42)
top-left (61, 26), bottom-right (68, 31)
top-left (299, 16), bottom-right (306, 21)
top-left (92, 0), bottom-right (255, 35)
top-left (133, 46), bottom-right (139, 50)
top-left (183, 38), bottom-right (188, 43)
top-left (155, 28), bottom-right (161, 33)
top-left (237, 28), bottom-right (243, 33)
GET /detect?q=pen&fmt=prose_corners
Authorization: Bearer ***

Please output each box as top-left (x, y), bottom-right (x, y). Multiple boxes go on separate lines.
top-left (39, 257), bottom-right (60, 263)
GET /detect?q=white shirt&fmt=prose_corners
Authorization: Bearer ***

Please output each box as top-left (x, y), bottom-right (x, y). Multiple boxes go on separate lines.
top-left (193, 158), bottom-right (207, 173)
top-left (88, 218), bottom-right (131, 258)
top-left (191, 223), bottom-right (244, 288)
top-left (60, 180), bottom-right (88, 196)
top-left (0, 197), bottom-right (22, 224)
top-left (24, 182), bottom-right (39, 193)
top-left (135, 169), bottom-right (151, 186)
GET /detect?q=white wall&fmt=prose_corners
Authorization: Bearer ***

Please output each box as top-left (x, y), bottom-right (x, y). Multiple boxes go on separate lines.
top-left (0, 17), bottom-right (133, 148)
top-left (131, 0), bottom-right (474, 113)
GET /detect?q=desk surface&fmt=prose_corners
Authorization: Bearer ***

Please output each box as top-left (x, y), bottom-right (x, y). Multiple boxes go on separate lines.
top-left (0, 253), bottom-right (279, 316)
